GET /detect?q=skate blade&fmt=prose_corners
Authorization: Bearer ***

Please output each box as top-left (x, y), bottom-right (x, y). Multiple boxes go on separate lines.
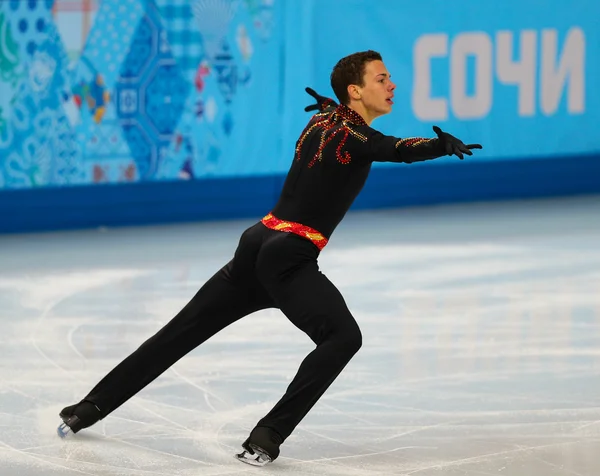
top-left (57, 422), bottom-right (72, 438)
top-left (235, 448), bottom-right (272, 467)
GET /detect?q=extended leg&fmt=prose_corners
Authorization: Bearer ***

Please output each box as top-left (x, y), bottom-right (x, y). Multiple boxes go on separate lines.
top-left (59, 261), bottom-right (273, 436)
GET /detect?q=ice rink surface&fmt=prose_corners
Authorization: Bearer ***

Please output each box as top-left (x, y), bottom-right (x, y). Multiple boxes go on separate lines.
top-left (1, 195), bottom-right (599, 476)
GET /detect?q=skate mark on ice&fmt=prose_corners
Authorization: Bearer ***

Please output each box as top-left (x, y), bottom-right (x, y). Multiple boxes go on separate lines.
top-left (24, 450), bottom-right (182, 476)
top-left (102, 433), bottom-right (214, 467)
top-left (287, 445), bottom-right (435, 466)
top-left (319, 401), bottom-right (376, 427)
top-left (171, 365), bottom-right (226, 413)
top-left (297, 425), bottom-right (374, 453)
top-left (0, 410), bottom-right (30, 420)
top-left (572, 419), bottom-right (600, 432)
top-left (29, 270), bottom-right (151, 378)
top-left (67, 323), bottom-right (88, 363)
top-left (281, 456), bottom-right (392, 476)
top-left (130, 399), bottom-right (196, 433)
top-left (135, 396), bottom-right (208, 415)
top-left (0, 381), bottom-right (39, 402)
top-left (333, 392), bottom-right (600, 417)
top-left (24, 272), bottom-right (212, 457)
top-left (529, 452), bottom-right (588, 476)
top-left (0, 439), bottom-right (95, 475)
top-left (31, 297), bottom-right (78, 377)
top-left (105, 422), bottom-right (188, 441)
top-left (402, 439), bottom-right (600, 475)
top-left (373, 419), bottom-right (466, 443)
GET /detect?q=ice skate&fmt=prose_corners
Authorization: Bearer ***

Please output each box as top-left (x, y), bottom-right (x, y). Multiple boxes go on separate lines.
top-left (57, 401), bottom-right (101, 438)
top-left (235, 426), bottom-right (282, 466)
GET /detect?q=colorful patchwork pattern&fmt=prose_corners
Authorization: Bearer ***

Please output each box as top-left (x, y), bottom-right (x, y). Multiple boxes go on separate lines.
top-left (0, 0), bottom-right (278, 189)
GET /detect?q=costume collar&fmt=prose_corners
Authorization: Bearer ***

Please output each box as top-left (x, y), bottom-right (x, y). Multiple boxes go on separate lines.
top-left (334, 104), bottom-right (367, 126)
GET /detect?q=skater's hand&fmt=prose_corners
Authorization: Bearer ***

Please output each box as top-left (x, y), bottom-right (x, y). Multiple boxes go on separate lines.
top-left (433, 126), bottom-right (482, 160)
top-left (304, 87), bottom-right (337, 112)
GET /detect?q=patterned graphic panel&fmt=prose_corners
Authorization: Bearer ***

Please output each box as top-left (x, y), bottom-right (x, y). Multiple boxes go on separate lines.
top-left (2, 0), bottom-right (598, 192)
top-left (0, 0), bottom-right (86, 187)
top-left (0, 0), bottom-right (280, 188)
top-left (67, 0), bottom-right (145, 183)
top-left (52, 0), bottom-right (98, 65)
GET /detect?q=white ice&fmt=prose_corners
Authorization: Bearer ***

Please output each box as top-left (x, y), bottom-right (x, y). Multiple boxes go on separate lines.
top-left (1, 195), bottom-right (600, 476)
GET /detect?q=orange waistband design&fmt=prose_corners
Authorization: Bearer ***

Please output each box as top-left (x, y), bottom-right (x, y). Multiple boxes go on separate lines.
top-left (261, 213), bottom-right (328, 250)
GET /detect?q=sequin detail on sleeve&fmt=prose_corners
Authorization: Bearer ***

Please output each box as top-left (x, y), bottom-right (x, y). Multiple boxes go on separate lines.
top-left (261, 213), bottom-right (329, 250)
top-left (395, 137), bottom-right (433, 148)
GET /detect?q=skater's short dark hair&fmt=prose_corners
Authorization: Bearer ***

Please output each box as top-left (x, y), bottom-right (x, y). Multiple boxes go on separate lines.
top-left (330, 50), bottom-right (383, 105)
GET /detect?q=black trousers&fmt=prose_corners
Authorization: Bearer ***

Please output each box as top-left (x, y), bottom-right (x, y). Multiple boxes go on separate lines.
top-left (84, 222), bottom-right (362, 441)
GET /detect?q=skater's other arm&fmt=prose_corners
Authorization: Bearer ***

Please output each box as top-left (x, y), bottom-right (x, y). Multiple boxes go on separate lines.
top-left (364, 125), bottom-right (483, 164)
top-left (304, 87), bottom-right (338, 113)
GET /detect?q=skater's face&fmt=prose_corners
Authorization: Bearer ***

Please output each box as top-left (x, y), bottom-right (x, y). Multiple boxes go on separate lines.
top-left (347, 60), bottom-right (396, 123)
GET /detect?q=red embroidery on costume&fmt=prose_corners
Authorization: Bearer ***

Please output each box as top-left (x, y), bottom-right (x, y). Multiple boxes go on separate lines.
top-left (261, 213), bottom-right (329, 250)
top-left (296, 105), bottom-right (367, 168)
top-left (336, 129), bottom-right (351, 164)
top-left (320, 98), bottom-right (337, 109)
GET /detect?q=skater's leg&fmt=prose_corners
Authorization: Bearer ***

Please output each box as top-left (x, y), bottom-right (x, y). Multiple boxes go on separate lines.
top-left (254, 235), bottom-right (362, 442)
top-left (83, 262), bottom-right (274, 418)
top-left (59, 222), bottom-right (275, 436)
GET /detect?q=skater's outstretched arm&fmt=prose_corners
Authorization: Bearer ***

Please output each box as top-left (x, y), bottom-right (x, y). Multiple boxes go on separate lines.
top-left (363, 125), bottom-right (483, 164)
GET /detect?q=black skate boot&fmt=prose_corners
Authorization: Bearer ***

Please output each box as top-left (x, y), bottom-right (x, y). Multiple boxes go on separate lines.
top-left (236, 426), bottom-right (283, 466)
top-left (57, 401), bottom-right (101, 438)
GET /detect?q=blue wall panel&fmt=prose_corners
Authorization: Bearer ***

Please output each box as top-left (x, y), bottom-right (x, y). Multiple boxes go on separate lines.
top-left (0, 0), bottom-right (598, 233)
top-left (2, 154), bottom-right (598, 234)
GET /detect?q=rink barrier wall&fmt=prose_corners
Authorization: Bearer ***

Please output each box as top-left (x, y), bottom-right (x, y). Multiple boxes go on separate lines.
top-left (1, 153), bottom-right (599, 234)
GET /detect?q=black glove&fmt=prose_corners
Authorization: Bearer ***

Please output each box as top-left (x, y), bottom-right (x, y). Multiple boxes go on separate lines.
top-left (433, 126), bottom-right (482, 160)
top-left (304, 87), bottom-right (336, 112)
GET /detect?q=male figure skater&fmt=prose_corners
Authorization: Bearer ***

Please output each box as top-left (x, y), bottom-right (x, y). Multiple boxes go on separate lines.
top-left (57, 50), bottom-right (482, 466)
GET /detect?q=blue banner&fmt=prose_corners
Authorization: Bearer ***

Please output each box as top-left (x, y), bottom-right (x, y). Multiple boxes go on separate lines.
top-left (0, 0), bottom-right (598, 191)
top-left (282, 0), bottom-right (599, 164)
